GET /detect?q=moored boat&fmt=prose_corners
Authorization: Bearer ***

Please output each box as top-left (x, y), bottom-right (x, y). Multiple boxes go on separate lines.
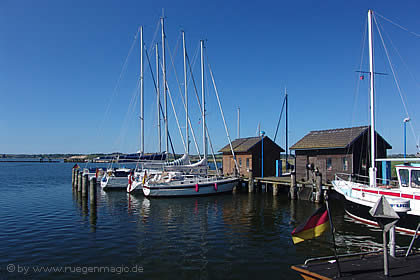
top-left (332, 10), bottom-right (420, 236)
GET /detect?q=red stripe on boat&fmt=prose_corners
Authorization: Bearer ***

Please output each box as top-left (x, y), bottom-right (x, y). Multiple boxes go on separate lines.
top-left (415, 195), bottom-right (420, 200)
top-left (352, 188), bottom-right (361, 191)
top-left (379, 191), bottom-right (400, 197)
top-left (364, 189), bottom-right (378, 194)
top-left (402, 194), bottom-right (414, 199)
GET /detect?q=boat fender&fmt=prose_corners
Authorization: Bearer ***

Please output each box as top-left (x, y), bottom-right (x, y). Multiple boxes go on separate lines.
top-left (195, 183), bottom-right (199, 192)
top-left (214, 183), bottom-right (218, 191)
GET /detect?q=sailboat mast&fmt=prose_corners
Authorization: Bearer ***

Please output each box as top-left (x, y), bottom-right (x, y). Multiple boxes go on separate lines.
top-left (285, 87), bottom-right (288, 169)
top-left (183, 31), bottom-right (189, 155)
top-left (161, 17), bottom-right (169, 157)
top-left (140, 26), bottom-right (144, 155)
top-left (156, 43), bottom-right (161, 153)
top-left (237, 107), bottom-right (240, 139)
top-left (368, 9), bottom-right (377, 187)
top-left (200, 40), bottom-right (207, 162)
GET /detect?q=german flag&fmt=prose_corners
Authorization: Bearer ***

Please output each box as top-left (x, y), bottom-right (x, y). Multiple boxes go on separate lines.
top-left (291, 204), bottom-right (330, 244)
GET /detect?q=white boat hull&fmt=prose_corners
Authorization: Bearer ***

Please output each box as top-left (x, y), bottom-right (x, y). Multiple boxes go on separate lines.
top-left (101, 176), bottom-right (128, 190)
top-left (143, 177), bottom-right (238, 197)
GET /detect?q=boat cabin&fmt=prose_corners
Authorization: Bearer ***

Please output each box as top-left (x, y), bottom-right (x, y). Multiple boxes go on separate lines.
top-left (396, 164), bottom-right (420, 189)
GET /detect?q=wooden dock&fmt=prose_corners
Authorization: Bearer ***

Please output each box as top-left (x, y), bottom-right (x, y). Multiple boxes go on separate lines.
top-left (239, 175), bottom-right (332, 202)
top-left (291, 250), bottom-right (420, 279)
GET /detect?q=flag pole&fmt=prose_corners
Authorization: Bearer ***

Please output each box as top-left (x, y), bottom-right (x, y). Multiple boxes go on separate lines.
top-left (325, 194), bottom-right (341, 277)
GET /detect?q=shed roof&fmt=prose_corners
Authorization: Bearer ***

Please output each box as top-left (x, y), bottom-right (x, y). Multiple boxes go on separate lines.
top-left (290, 126), bottom-right (392, 150)
top-left (219, 136), bottom-right (284, 153)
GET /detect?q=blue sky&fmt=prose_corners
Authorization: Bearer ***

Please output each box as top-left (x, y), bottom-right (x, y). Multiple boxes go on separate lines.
top-left (1, 0), bottom-right (420, 155)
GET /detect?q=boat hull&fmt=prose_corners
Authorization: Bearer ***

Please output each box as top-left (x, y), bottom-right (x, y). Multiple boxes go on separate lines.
top-left (337, 191), bottom-right (420, 236)
top-left (101, 176), bottom-right (128, 190)
top-left (127, 180), bottom-right (143, 193)
top-left (143, 178), bottom-right (238, 197)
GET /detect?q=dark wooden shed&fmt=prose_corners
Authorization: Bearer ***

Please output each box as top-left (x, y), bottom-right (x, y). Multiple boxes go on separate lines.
top-left (290, 126), bottom-right (392, 183)
top-left (219, 136), bottom-right (284, 178)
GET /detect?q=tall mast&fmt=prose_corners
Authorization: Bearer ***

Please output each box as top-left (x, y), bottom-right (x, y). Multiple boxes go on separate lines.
top-left (200, 40), bottom-right (207, 162)
top-left (140, 26), bottom-right (144, 154)
top-left (161, 16), bottom-right (168, 157)
top-left (368, 9), bottom-right (377, 187)
top-left (183, 31), bottom-right (189, 155)
top-left (285, 87), bottom-right (288, 169)
top-left (237, 107), bottom-right (240, 139)
top-left (156, 43), bottom-right (161, 153)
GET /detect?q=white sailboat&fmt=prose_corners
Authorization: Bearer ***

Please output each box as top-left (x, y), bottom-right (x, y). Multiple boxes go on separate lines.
top-left (332, 10), bottom-right (420, 236)
top-left (143, 40), bottom-right (239, 197)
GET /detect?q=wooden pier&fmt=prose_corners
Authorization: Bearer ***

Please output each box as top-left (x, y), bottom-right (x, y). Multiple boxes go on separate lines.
top-left (291, 250), bottom-right (420, 279)
top-left (239, 174), bottom-right (332, 202)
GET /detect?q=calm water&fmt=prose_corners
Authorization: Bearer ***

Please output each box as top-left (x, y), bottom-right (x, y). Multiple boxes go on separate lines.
top-left (0, 162), bottom-right (416, 279)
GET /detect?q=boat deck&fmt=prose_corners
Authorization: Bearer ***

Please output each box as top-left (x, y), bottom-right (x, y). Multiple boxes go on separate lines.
top-left (291, 252), bottom-right (420, 279)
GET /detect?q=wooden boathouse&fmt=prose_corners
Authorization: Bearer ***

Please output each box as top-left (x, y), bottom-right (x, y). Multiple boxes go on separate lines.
top-left (290, 126), bottom-right (392, 183)
top-left (219, 136), bottom-right (284, 178)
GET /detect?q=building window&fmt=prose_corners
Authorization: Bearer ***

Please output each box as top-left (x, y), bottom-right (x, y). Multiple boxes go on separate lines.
top-left (239, 158), bottom-right (242, 167)
top-left (342, 157), bottom-right (348, 171)
top-left (246, 158), bottom-right (250, 169)
top-left (326, 158), bottom-right (332, 171)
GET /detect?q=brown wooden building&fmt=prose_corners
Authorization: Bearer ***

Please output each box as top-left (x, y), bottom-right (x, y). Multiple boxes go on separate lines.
top-left (290, 126), bottom-right (392, 183)
top-left (219, 136), bottom-right (284, 178)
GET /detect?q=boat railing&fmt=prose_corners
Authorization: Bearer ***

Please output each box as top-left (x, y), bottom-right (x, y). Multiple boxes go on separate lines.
top-left (335, 173), bottom-right (399, 187)
top-left (303, 250), bottom-right (383, 266)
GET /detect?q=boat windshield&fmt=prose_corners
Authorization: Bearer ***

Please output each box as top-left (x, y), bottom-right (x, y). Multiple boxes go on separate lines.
top-left (411, 169), bottom-right (420, 188)
top-left (399, 169), bottom-right (409, 187)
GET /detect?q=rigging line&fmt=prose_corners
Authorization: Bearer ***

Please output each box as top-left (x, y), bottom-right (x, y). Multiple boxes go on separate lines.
top-left (273, 95), bottom-right (286, 143)
top-left (99, 27), bottom-right (140, 137)
top-left (205, 49), bottom-right (240, 175)
top-left (113, 78), bottom-right (141, 153)
top-left (172, 32), bottom-right (181, 62)
top-left (348, 18), bottom-right (368, 156)
top-left (147, 19), bottom-right (161, 52)
top-left (379, 16), bottom-right (420, 91)
top-left (375, 12), bottom-right (420, 38)
top-left (377, 16), bottom-right (420, 148)
top-left (158, 52), bottom-right (188, 154)
top-left (374, 14), bottom-right (418, 144)
top-left (167, 40), bottom-right (203, 159)
top-left (144, 47), bottom-right (177, 157)
top-left (167, 33), bottom-right (187, 113)
top-left (166, 83), bottom-right (187, 152)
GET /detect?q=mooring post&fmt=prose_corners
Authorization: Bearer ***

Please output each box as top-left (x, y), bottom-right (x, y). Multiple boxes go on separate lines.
top-left (273, 183), bottom-right (279, 196)
top-left (290, 172), bottom-right (296, 200)
top-left (315, 172), bottom-right (322, 203)
top-left (71, 168), bottom-right (75, 187)
top-left (82, 174), bottom-right (88, 197)
top-left (77, 171), bottom-right (82, 192)
top-left (74, 169), bottom-right (78, 189)
top-left (249, 176), bottom-right (255, 193)
top-left (390, 226), bottom-right (396, 257)
top-left (90, 177), bottom-right (97, 205)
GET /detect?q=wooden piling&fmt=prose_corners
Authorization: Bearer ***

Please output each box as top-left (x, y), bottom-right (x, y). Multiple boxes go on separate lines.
top-left (290, 172), bottom-right (296, 200)
top-left (90, 177), bottom-right (97, 205)
top-left (249, 177), bottom-right (255, 193)
top-left (82, 174), bottom-right (88, 196)
top-left (77, 172), bottom-right (82, 192)
top-left (273, 183), bottom-right (279, 196)
top-left (315, 173), bottom-right (322, 203)
top-left (72, 168), bottom-right (75, 187)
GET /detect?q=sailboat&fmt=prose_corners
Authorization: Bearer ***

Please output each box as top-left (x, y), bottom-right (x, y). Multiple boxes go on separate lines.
top-left (332, 10), bottom-right (420, 235)
top-left (142, 40), bottom-right (239, 197)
